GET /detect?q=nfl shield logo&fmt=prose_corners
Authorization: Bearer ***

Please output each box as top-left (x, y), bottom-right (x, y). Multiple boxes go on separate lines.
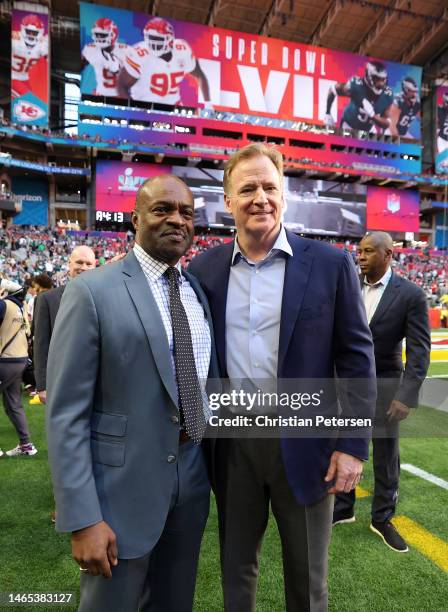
top-left (387, 193), bottom-right (400, 213)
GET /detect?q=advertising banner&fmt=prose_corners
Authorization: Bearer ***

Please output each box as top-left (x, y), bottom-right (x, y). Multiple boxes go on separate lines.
top-left (11, 2), bottom-right (49, 127)
top-left (80, 2), bottom-right (422, 139)
top-left (96, 160), bottom-right (367, 236)
top-left (366, 186), bottom-right (419, 232)
top-left (12, 176), bottom-right (48, 225)
top-left (435, 211), bottom-right (448, 248)
top-left (435, 85), bottom-right (448, 174)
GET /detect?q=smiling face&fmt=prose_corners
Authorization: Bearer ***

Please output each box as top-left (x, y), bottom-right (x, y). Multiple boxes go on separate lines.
top-left (132, 175), bottom-right (195, 265)
top-left (68, 246), bottom-right (96, 278)
top-left (224, 154), bottom-right (284, 246)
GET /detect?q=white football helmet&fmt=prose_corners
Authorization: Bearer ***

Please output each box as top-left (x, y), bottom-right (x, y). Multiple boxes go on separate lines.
top-left (92, 18), bottom-right (118, 49)
top-left (143, 18), bottom-right (174, 56)
top-left (20, 14), bottom-right (44, 47)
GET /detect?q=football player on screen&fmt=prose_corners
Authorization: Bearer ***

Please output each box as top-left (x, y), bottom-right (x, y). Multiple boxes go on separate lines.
top-left (325, 61), bottom-right (393, 134)
top-left (387, 77), bottom-right (421, 139)
top-left (437, 92), bottom-right (448, 153)
top-left (81, 18), bottom-right (129, 97)
top-left (11, 14), bottom-right (48, 99)
top-left (120, 17), bottom-right (211, 106)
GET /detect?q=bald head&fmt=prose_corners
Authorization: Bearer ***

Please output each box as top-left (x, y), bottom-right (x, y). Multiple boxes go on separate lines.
top-left (358, 232), bottom-right (393, 282)
top-left (363, 231), bottom-right (393, 251)
top-left (68, 245), bottom-right (96, 278)
top-left (135, 175), bottom-right (192, 212)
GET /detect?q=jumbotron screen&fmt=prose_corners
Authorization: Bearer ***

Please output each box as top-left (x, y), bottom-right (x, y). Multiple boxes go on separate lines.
top-left (80, 2), bottom-right (422, 139)
top-left (95, 160), bottom-right (367, 237)
top-left (366, 186), bottom-right (419, 232)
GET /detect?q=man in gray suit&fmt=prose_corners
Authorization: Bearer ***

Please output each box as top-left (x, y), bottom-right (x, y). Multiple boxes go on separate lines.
top-left (333, 231), bottom-right (430, 553)
top-left (46, 175), bottom-right (217, 611)
top-left (33, 245), bottom-right (96, 404)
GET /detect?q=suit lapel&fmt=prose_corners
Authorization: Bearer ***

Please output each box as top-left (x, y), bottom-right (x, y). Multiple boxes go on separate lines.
top-left (183, 269), bottom-right (220, 379)
top-left (122, 252), bottom-right (179, 409)
top-left (368, 273), bottom-right (401, 329)
top-left (205, 243), bottom-right (233, 376)
top-left (278, 233), bottom-right (313, 375)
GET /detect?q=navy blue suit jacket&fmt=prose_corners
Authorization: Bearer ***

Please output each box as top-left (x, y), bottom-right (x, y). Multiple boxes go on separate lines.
top-left (189, 231), bottom-right (376, 505)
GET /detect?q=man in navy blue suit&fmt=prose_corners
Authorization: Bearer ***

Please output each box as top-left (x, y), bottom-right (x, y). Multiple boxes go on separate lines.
top-left (189, 144), bottom-right (376, 612)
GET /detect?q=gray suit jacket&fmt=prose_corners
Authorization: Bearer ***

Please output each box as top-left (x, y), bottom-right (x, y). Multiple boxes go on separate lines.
top-left (33, 285), bottom-right (65, 391)
top-left (46, 251), bottom-right (218, 558)
top-left (363, 272), bottom-right (430, 408)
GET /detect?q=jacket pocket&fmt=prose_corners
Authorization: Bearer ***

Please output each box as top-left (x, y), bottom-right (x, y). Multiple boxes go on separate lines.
top-left (91, 411), bottom-right (127, 437)
top-left (91, 438), bottom-right (125, 467)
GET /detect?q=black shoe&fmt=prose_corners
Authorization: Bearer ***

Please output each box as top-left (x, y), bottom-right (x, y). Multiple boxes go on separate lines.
top-left (332, 509), bottom-right (355, 526)
top-left (370, 521), bottom-right (409, 553)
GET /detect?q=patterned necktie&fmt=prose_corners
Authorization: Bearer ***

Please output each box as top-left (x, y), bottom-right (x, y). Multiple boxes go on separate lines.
top-left (165, 266), bottom-right (206, 443)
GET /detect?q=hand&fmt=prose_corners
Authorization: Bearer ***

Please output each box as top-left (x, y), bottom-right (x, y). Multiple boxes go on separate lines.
top-left (102, 50), bottom-right (120, 74)
top-left (324, 113), bottom-right (336, 128)
top-left (386, 399), bottom-right (410, 422)
top-left (106, 252), bottom-right (127, 264)
top-left (72, 521), bottom-right (118, 579)
top-left (362, 98), bottom-right (375, 118)
top-left (38, 390), bottom-right (47, 404)
top-left (325, 451), bottom-right (363, 494)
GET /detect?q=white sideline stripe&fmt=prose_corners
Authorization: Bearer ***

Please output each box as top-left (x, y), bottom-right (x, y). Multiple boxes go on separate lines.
top-left (401, 464), bottom-right (448, 491)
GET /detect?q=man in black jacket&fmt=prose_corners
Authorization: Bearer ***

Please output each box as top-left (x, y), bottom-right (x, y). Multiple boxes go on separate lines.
top-left (333, 231), bottom-right (431, 553)
top-left (33, 245), bottom-right (96, 404)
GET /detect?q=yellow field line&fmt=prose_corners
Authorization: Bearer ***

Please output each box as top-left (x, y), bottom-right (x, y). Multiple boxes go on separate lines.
top-left (403, 350), bottom-right (448, 362)
top-left (393, 516), bottom-right (448, 572)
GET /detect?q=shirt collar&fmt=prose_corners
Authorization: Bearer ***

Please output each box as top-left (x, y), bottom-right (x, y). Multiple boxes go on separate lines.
top-left (231, 225), bottom-right (293, 265)
top-left (363, 266), bottom-right (392, 288)
top-left (134, 243), bottom-right (183, 283)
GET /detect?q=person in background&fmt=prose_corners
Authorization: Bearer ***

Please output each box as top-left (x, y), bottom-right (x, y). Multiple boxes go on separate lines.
top-left (333, 232), bottom-right (431, 553)
top-left (33, 246), bottom-right (95, 404)
top-left (0, 283), bottom-right (37, 457)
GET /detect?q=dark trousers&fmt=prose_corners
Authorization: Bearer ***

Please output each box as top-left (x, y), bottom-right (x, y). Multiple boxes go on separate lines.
top-left (215, 438), bottom-right (333, 612)
top-left (78, 441), bottom-right (210, 612)
top-left (335, 379), bottom-right (400, 523)
top-left (0, 359), bottom-right (30, 445)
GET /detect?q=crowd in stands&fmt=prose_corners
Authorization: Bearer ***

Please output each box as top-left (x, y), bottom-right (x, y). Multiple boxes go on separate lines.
top-left (0, 227), bottom-right (446, 304)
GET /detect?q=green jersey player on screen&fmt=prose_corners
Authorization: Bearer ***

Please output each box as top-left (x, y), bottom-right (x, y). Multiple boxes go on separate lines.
top-left (325, 61), bottom-right (394, 134)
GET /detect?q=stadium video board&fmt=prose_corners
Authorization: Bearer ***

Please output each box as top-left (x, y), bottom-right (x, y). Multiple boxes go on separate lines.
top-left (366, 186), bottom-right (419, 232)
top-left (80, 2), bottom-right (422, 140)
top-left (435, 85), bottom-right (448, 174)
top-left (95, 160), bottom-right (367, 237)
top-left (11, 3), bottom-right (49, 127)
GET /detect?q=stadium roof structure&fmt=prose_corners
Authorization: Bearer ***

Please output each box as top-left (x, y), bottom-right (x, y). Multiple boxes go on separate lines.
top-left (42, 0), bottom-right (448, 78)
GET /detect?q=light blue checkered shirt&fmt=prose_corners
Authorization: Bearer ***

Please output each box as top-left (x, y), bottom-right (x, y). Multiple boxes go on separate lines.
top-left (133, 244), bottom-right (211, 416)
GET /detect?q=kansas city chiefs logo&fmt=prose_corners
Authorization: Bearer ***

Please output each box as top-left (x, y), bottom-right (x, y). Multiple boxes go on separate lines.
top-left (13, 101), bottom-right (46, 122)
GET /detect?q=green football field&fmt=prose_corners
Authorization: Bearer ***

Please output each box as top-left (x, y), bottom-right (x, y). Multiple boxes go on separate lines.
top-left (0, 362), bottom-right (447, 611)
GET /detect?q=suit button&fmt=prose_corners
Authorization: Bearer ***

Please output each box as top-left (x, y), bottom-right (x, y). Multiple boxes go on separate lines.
top-left (170, 415), bottom-right (179, 424)
top-left (167, 454), bottom-right (176, 464)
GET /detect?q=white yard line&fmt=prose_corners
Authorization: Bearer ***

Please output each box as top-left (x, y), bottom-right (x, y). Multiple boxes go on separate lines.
top-left (401, 464), bottom-right (448, 491)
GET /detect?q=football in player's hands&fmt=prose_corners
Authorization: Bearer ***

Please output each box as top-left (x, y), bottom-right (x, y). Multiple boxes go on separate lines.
top-left (102, 50), bottom-right (120, 73)
top-left (324, 113), bottom-right (336, 128)
top-left (362, 98), bottom-right (375, 118)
